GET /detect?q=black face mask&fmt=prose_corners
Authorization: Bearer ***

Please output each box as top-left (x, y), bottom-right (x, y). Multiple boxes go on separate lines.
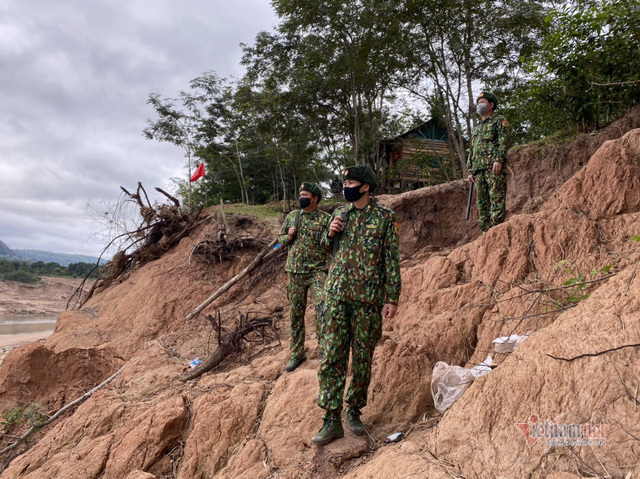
top-left (299, 197), bottom-right (312, 209)
top-left (344, 186), bottom-right (365, 202)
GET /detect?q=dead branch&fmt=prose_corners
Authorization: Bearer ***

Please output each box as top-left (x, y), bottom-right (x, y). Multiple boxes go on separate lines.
top-left (190, 233), bottom-right (269, 265)
top-left (0, 365), bottom-right (125, 457)
top-left (155, 187), bottom-right (180, 207)
top-left (547, 343), bottom-right (640, 362)
top-left (476, 274), bottom-right (616, 307)
top-left (68, 183), bottom-right (207, 310)
top-left (137, 182), bottom-right (152, 208)
top-left (180, 315), bottom-right (278, 381)
top-left (492, 304), bottom-right (576, 322)
top-left (590, 79), bottom-right (640, 88)
top-left (186, 238), bottom-right (284, 320)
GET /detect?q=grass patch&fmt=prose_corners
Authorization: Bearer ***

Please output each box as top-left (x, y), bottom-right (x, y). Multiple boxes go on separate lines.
top-left (222, 202), bottom-right (285, 220)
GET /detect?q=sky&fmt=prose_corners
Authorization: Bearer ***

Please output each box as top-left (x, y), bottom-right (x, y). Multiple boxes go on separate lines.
top-left (0, 0), bottom-right (277, 258)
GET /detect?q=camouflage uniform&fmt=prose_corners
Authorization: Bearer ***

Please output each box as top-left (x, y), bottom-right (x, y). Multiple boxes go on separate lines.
top-left (317, 198), bottom-right (401, 420)
top-left (278, 208), bottom-right (331, 361)
top-left (467, 112), bottom-right (510, 231)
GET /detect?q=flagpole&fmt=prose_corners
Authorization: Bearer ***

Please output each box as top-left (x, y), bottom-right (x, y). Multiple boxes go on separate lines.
top-left (188, 154), bottom-right (192, 211)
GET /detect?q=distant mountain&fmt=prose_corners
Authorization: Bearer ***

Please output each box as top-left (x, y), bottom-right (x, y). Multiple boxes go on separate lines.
top-left (0, 240), bottom-right (13, 256)
top-left (12, 249), bottom-right (105, 267)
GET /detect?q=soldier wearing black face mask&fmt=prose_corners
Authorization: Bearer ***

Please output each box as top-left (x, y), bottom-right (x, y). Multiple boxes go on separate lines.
top-left (277, 182), bottom-right (332, 372)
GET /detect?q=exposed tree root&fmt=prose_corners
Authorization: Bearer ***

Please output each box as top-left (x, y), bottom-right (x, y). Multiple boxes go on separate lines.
top-left (180, 311), bottom-right (280, 382)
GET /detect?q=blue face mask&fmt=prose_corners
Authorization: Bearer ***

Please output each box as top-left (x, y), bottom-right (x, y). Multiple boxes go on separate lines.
top-left (344, 185), bottom-right (365, 202)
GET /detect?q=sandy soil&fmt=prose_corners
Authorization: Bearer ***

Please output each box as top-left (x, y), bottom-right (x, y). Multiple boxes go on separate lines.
top-left (0, 276), bottom-right (91, 316)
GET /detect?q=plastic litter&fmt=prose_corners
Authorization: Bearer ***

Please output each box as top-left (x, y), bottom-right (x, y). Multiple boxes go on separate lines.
top-left (188, 358), bottom-right (202, 368)
top-left (470, 354), bottom-right (493, 378)
top-left (492, 331), bottom-right (533, 354)
top-left (384, 432), bottom-right (404, 443)
top-left (273, 243), bottom-right (281, 250)
top-left (431, 355), bottom-right (493, 413)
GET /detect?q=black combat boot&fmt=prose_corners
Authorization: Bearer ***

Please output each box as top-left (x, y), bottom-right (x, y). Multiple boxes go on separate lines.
top-left (311, 416), bottom-right (344, 446)
top-left (345, 407), bottom-right (365, 436)
top-left (284, 357), bottom-right (306, 372)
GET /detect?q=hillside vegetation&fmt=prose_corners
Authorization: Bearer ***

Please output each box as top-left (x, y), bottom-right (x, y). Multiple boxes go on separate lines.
top-left (0, 107), bottom-right (638, 478)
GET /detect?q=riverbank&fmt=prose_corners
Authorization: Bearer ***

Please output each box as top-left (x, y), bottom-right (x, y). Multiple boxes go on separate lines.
top-left (0, 276), bottom-right (91, 316)
top-left (0, 330), bottom-right (53, 363)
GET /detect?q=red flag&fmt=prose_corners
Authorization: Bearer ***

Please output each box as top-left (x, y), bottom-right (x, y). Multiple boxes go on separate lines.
top-left (190, 163), bottom-right (206, 182)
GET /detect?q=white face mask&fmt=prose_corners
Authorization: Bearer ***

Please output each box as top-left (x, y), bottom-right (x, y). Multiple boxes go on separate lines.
top-left (476, 103), bottom-right (489, 116)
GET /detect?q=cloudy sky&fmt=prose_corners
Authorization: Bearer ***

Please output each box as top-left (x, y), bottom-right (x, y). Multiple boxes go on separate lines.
top-left (0, 0), bottom-right (277, 258)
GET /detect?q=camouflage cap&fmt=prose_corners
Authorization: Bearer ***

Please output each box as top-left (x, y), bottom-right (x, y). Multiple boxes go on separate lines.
top-left (343, 165), bottom-right (377, 192)
top-left (299, 182), bottom-right (322, 200)
top-left (477, 91), bottom-right (498, 109)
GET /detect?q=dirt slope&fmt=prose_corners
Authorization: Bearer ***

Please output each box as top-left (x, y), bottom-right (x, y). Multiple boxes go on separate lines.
top-left (1, 108), bottom-right (640, 478)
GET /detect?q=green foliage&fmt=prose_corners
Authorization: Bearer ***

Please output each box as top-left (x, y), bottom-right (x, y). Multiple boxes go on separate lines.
top-left (1, 270), bottom-right (40, 284)
top-left (630, 234), bottom-right (640, 242)
top-left (506, 0), bottom-right (640, 140)
top-left (1, 403), bottom-right (47, 431)
top-left (390, 153), bottom-right (455, 187)
top-left (553, 260), bottom-right (614, 304)
top-left (0, 259), bottom-right (100, 283)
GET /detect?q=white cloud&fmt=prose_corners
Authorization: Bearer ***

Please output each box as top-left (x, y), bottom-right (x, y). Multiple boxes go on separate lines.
top-left (0, 0), bottom-right (277, 257)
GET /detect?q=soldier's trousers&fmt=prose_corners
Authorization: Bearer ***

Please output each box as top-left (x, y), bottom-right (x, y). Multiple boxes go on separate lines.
top-left (475, 169), bottom-right (507, 232)
top-left (317, 296), bottom-right (382, 420)
top-left (287, 271), bottom-right (327, 361)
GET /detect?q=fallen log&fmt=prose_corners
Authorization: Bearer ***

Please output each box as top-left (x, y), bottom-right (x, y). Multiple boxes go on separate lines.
top-left (0, 365), bottom-right (126, 458)
top-left (186, 238), bottom-right (284, 320)
top-left (180, 316), bottom-right (277, 381)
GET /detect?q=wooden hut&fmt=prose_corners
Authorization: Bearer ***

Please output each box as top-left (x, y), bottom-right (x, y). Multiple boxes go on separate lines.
top-left (377, 119), bottom-right (452, 192)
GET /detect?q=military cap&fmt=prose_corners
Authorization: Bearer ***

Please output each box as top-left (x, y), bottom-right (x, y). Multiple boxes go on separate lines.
top-left (343, 165), bottom-right (377, 192)
top-left (477, 91), bottom-right (498, 109)
top-left (299, 182), bottom-right (322, 200)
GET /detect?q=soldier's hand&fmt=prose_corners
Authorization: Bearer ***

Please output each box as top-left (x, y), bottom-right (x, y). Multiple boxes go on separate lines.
top-left (328, 216), bottom-right (344, 238)
top-left (492, 162), bottom-right (502, 175)
top-left (288, 227), bottom-right (297, 242)
top-left (468, 174), bottom-right (475, 184)
top-left (382, 303), bottom-right (397, 319)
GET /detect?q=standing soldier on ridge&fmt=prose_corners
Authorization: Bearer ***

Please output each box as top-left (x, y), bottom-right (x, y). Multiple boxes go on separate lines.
top-left (312, 165), bottom-right (401, 446)
top-left (278, 183), bottom-right (331, 372)
top-left (467, 91), bottom-right (511, 231)
top-left (330, 173), bottom-right (343, 198)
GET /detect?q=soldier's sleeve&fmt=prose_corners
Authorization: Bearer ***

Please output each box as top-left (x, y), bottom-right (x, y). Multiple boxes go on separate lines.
top-left (277, 212), bottom-right (293, 247)
top-left (494, 116), bottom-right (511, 165)
top-left (321, 209), bottom-right (339, 250)
top-left (382, 212), bottom-right (401, 305)
top-left (321, 212), bottom-right (333, 253)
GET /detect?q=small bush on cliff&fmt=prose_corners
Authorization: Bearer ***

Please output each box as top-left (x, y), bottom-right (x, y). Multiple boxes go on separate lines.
top-left (1, 403), bottom-right (47, 432)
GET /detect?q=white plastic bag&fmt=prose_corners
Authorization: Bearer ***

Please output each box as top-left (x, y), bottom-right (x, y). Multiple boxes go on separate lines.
top-left (492, 331), bottom-right (533, 354)
top-left (470, 354), bottom-right (493, 378)
top-left (431, 355), bottom-right (493, 413)
top-left (431, 362), bottom-right (476, 413)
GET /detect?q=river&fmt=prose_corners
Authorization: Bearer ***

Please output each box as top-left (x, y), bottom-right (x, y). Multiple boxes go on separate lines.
top-left (0, 314), bottom-right (56, 334)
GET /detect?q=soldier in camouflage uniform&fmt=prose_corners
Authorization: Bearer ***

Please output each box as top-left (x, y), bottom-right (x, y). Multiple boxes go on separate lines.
top-left (311, 165), bottom-right (401, 446)
top-left (467, 91), bottom-right (511, 232)
top-left (278, 182), bottom-right (331, 372)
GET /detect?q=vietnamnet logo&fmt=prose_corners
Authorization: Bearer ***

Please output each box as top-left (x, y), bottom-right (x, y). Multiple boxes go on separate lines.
top-left (515, 414), bottom-right (606, 447)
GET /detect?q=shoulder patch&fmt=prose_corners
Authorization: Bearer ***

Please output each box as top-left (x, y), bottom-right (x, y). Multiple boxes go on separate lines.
top-left (394, 221), bottom-right (399, 235)
top-left (502, 119), bottom-right (510, 128)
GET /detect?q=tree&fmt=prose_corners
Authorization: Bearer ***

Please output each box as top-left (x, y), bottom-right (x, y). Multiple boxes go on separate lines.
top-left (242, 0), bottom-right (408, 167)
top-left (143, 71), bottom-right (225, 209)
top-left (524, 0), bottom-right (640, 132)
top-left (396, 0), bottom-right (549, 174)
